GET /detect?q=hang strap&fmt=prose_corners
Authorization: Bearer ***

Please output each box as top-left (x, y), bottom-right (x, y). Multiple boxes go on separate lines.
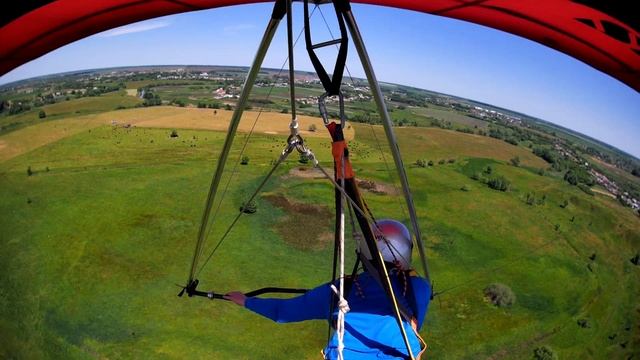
top-left (304, 0), bottom-right (350, 96)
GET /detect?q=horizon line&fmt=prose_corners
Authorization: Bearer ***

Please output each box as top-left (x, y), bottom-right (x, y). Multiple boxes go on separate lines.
top-left (1, 63), bottom-right (638, 161)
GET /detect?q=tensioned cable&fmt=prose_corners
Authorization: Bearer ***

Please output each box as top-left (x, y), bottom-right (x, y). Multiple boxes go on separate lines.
top-left (195, 5), bottom-right (319, 271)
top-left (314, 160), bottom-right (416, 359)
top-left (433, 203), bottom-right (584, 297)
top-left (196, 144), bottom-right (296, 276)
top-left (317, 5), bottom-right (411, 255)
top-left (433, 236), bottom-right (558, 297)
top-left (309, 158), bottom-right (413, 282)
top-left (367, 121), bottom-right (409, 221)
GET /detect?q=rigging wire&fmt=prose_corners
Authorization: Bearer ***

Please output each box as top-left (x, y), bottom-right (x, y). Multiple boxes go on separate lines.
top-left (316, 4), bottom-right (412, 260)
top-left (195, 5), bottom-right (318, 273)
top-left (196, 141), bottom-right (298, 276)
top-left (367, 120), bottom-right (409, 222)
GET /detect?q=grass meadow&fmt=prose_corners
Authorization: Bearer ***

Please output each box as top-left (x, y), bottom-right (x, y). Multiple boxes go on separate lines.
top-left (0, 95), bottom-right (638, 359)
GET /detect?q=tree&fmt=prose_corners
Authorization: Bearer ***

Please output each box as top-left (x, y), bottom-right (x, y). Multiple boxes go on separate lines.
top-left (240, 200), bottom-right (257, 214)
top-left (564, 170), bottom-right (579, 185)
top-left (484, 283), bottom-right (516, 307)
top-left (38, 110), bottom-right (46, 119)
top-left (526, 193), bottom-right (536, 206)
top-left (533, 346), bottom-right (557, 360)
top-left (578, 183), bottom-right (594, 195)
top-left (488, 176), bottom-right (510, 191)
top-left (577, 318), bottom-right (591, 328)
top-left (533, 146), bottom-right (558, 164)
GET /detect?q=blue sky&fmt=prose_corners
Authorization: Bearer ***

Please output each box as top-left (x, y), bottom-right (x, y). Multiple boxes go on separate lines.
top-left (1, 3), bottom-right (638, 158)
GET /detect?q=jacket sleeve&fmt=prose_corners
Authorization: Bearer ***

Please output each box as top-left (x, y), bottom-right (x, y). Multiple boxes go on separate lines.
top-left (244, 283), bottom-right (333, 323)
top-left (411, 277), bottom-right (431, 330)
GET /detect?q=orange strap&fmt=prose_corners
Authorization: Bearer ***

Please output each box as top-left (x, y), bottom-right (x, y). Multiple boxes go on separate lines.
top-left (332, 139), bottom-right (354, 180)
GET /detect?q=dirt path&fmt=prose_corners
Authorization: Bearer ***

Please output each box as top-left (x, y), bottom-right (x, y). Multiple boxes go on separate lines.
top-left (592, 188), bottom-right (616, 199)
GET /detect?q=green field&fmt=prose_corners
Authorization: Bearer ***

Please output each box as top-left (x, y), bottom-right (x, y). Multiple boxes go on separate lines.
top-left (0, 91), bottom-right (142, 134)
top-left (1, 98), bottom-right (639, 359)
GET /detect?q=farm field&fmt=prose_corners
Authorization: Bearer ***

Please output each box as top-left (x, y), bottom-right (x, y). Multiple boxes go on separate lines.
top-left (1, 95), bottom-right (638, 360)
top-left (0, 91), bottom-right (142, 134)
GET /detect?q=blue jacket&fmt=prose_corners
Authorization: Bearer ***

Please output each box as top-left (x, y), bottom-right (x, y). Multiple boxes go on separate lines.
top-left (245, 271), bottom-right (431, 359)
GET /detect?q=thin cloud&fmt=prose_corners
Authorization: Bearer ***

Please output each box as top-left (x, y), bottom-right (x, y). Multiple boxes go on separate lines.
top-left (99, 20), bottom-right (171, 37)
top-left (223, 23), bottom-right (256, 34)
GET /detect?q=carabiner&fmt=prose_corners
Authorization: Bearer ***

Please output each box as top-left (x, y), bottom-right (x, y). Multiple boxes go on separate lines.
top-left (318, 91), bottom-right (346, 129)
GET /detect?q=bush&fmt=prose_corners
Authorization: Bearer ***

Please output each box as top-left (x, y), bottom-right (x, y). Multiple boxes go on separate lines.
top-left (415, 159), bottom-right (427, 168)
top-left (460, 185), bottom-right (470, 192)
top-left (488, 176), bottom-right (510, 191)
top-left (225, 104), bottom-right (232, 111)
top-left (448, 159), bottom-right (456, 164)
top-left (38, 110), bottom-right (46, 119)
top-left (577, 318), bottom-right (591, 328)
top-left (526, 193), bottom-right (536, 206)
top-left (564, 170), bottom-right (579, 185)
top-left (27, 166), bottom-right (33, 176)
top-left (484, 283), bottom-right (516, 307)
top-left (510, 156), bottom-right (520, 167)
top-left (577, 183), bottom-right (594, 195)
top-left (170, 129), bottom-right (179, 138)
top-left (537, 168), bottom-right (545, 176)
top-left (533, 147), bottom-right (558, 164)
top-left (299, 153), bottom-right (309, 164)
top-left (564, 168), bottom-right (595, 186)
top-left (281, 108), bottom-right (289, 114)
top-left (560, 199), bottom-right (569, 208)
top-left (438, 159), bottom-right (445, 165)
top-left (427, 160), bottom-right (434, 166)
top-left (308, 124), bottom-right (317, 132)
top-left (240, 200), bottom-right (257, 214)
top-left (533, 346), bottom-right (557, 360)
top-left (240, 156), bottom-right (250, 165)
top-left (484, 165), bottom-right (493, 175)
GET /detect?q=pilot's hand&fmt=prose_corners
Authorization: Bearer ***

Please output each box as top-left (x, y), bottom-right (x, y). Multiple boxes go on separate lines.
top-left (223, 291), bottom-right (247, 306)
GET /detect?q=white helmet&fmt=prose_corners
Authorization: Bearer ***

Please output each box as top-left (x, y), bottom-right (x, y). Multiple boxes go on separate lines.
top-left (358, 219), bottom-right (413, 270)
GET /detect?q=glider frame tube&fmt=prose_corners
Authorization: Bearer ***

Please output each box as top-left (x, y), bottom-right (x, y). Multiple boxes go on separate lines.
top-left (186, 3), bottom-right (286, 286)
top-left (343, 9), bottom-right (431, 283)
